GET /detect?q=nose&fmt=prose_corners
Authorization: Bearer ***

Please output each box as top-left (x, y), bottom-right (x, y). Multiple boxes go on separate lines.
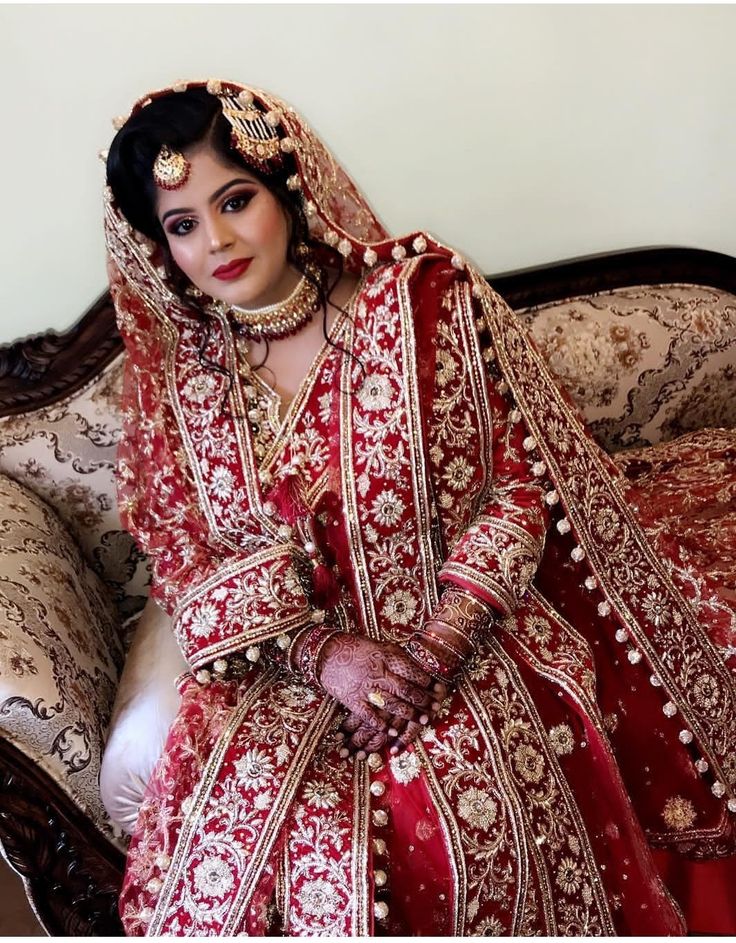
top-left (206, 216), bottom-right (235, 254)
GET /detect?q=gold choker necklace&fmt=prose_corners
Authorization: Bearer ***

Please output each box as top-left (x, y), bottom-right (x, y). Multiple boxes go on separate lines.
top-left (230, 263), bottom-right (322, 340)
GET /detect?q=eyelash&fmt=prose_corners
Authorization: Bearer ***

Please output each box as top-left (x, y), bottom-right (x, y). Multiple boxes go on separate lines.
top-left (167, 191), bottom-right (255, 237)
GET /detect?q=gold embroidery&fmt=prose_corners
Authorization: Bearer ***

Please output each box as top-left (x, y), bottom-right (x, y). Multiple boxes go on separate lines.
top-left (662, 796), bottom-right (697, 831)
top-left (548, 724), bottom-right (576, 757)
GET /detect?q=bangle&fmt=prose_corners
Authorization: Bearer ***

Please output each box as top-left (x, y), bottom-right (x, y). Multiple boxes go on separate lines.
top-left (405, 638), bottom-right (457, 682)
top-left (286, 625), bottom-right (313, 674)
top-left (418, 630), bottom-right (466, 663)
top-left (426, 618), bottom-right (478, 648)
top-left (297, 624), bottom-right (342, 687)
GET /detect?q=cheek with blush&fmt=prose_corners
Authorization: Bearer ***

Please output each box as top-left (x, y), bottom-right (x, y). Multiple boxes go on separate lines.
top-left (168, 239), bottom-right (204, 286)
top-left (252, 197), bottom-right (291, 256)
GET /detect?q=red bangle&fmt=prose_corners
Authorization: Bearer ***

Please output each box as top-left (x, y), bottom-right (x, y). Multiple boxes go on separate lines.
top-left (405, 638), bottom-right (457, 682)
top-left (420, 630), bottom-right (466, 662)
top-left (296, 624), bottom-right (341, 687)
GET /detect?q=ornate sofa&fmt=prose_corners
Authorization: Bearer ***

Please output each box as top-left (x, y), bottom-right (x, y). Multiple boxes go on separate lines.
top-left (0, 246), bottom-right (733, 935)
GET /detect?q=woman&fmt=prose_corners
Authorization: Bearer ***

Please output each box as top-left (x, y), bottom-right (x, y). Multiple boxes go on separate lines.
top-left (104, 80), bottom-right (736, 936)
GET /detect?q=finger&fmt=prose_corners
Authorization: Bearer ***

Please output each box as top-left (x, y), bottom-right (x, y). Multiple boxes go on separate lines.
top-left (381, 670), bottom-right (434, 709)
top-left (363, 729), bottom-right (388, 753)
top-left (390, 719), bottom-right (423, 755)
top-left (349, 725), bottom-right (378, 751)
top-left (378, 694), bottom-right (418, 724)
top-left (428, 685), bottom-right (453, 719)
top-left (349, 717), bottom-right (392, 754)
top-left (341, 712), bottom-right (363, 735)
top-left (386, 716), bottom-right (411, 742)
top-left (353, 703), bottom-right (390, 732)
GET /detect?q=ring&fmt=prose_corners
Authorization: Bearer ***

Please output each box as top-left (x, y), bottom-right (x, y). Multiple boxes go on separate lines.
top-left (367, 690), bottom-right (386, 708)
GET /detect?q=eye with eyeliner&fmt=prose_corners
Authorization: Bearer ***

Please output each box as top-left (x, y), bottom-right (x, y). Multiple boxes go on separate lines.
top-left (166, 189), bottom-right (256, 237)
top-left (168, 217), bottom-right (196, 237)
top-left (221, 190), bottom-right (255, 213)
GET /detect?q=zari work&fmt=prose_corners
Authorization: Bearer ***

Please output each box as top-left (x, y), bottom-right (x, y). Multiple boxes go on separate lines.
top-left (105, 80), bottom-right (736, 936)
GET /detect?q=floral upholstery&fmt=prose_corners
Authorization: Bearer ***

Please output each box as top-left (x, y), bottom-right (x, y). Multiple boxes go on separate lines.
top-left (518, 282), bottom-right (736, 451)
top-left (0, 280), bottom-right (734, 842)
top-left (0, 473), bottom-right (124, 843)
top-left (0, 356), bottom-right (149, 632)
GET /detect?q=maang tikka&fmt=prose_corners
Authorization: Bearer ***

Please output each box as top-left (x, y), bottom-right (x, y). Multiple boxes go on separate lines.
top-left (153, 145), bottom-right (190, 190)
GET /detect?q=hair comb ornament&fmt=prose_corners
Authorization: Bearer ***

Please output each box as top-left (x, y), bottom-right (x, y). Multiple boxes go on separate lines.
top-left (152, 144), bottom-right (191, 190)
top-left (217, 91), bottom-right (285, 174)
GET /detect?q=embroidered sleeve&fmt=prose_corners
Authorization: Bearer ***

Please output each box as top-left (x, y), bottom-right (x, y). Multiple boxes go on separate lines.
top-left (438, 366), bottom-right (550, 614)
top-left (117, 334), bottom-right (316, 672)
top-left (425, 268), bottom-right (550, 617)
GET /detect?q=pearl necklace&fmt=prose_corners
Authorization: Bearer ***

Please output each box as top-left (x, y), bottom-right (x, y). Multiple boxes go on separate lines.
top-left (230, 263), bottom-right (322, 340)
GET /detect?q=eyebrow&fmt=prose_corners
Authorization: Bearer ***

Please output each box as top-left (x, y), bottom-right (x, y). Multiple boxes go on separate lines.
top-left (160, 178), bottom-right (256, 224)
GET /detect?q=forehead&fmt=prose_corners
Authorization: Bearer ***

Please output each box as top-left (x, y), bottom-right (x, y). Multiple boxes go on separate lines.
top-left (155, 144), bottom-right (259, 216)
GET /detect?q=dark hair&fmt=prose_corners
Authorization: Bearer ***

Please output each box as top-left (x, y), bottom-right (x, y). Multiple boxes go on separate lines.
top-left (106, 87), bottom-right (355, 390)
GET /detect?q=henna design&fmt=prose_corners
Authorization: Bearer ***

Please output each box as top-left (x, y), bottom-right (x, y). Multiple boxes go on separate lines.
top-left (319, 633), bottom-right (437, 754)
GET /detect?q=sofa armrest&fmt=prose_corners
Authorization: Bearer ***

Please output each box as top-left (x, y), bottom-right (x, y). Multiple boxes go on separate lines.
top-left (0, 473), bottom-right (123, 840)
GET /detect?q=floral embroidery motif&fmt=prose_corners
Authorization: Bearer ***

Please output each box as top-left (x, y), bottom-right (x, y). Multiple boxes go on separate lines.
top-left (512, 742), bottom-right (546, 783)
top-left (389, 750), bottom-right (421, 785)
top-left (662, 796), bottom-right (697, 831)
top-left (382, 589), bottom-right (419, 627)
top-left (356, 373), bottom-right (393, 412)
top-left (233, 748), bottom-right (275, 790)
top-left (692, 672), bottom-right (722, 714)
top-left (302, 780), bottom-right (339, 810)
top-left (193, 854), bottom-right (235, 899)
top-left (443, 456), bottom-right (474, 492)
top-left (297, 878), bottom-right (342, 917)
top-left (188, 602), bottom-right (220, 639)
top-left (435, 347), bottom-right (458, 388)
top-left (457, 787), bottom-right (498, 830)
top-left (370, 489), bottom-right (406, 527)
top-left (556, 856), bottom-right (584, 895)
top-left (548, 724), bottom-right (576, 756)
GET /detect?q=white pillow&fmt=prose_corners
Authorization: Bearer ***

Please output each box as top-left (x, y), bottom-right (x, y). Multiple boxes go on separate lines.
top-left (100, 597), bottom-right (187, 834)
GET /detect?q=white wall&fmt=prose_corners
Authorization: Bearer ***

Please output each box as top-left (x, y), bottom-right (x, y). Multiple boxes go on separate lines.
top-left (2, 3), bottom-right (735, 344)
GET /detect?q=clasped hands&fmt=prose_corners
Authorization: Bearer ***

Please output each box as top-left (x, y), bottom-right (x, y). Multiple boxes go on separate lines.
top-left (317, 632), bottom-right (450, 758)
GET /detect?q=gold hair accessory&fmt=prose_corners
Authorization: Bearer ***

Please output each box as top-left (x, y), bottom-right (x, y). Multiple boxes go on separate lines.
top-left (367, 691), bottom-right (386, 709)
top-left (230, 261), bottom-right (323, 341)
top-left (152, 145), bottom-right (190, 190)
top-left (218, 91), bottom-right (284, 173)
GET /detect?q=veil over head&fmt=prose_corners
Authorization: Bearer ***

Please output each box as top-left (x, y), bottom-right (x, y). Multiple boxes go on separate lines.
top-left (104, 77), bottom-right (462, 313)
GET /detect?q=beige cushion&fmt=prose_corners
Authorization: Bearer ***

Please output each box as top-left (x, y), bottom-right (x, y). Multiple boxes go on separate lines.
top-left (100, 597), bottom-right (187, 834)
top-left (0, 473), bottom-right (122, 840)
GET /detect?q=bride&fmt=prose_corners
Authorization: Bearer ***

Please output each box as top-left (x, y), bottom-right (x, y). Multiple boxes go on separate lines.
top-left (104, 79), bottom-right (736, 935)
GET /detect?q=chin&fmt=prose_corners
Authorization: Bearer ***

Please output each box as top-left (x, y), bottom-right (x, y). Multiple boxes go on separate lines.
top-left (208, 283), bottom-right (256, 308)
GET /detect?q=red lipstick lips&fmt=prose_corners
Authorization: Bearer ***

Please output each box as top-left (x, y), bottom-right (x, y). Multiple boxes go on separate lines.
top-left (213, 258), bottom-right (252, 280)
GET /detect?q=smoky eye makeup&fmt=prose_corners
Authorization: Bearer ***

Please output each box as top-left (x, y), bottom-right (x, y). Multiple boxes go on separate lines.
top-left (166, 217), bottom-right (196, 237)
top-left (163, 187), bottom-right (257, 236)
top-left (221, 189), bottom-right (256, 212)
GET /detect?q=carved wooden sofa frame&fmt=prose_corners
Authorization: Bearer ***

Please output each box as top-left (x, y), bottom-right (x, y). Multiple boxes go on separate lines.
top-left (0, 245), bottom-right (734, 936)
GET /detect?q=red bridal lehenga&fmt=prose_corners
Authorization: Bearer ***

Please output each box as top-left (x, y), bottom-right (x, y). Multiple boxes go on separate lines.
top-left (105, 81), bottom-right (736, 936)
